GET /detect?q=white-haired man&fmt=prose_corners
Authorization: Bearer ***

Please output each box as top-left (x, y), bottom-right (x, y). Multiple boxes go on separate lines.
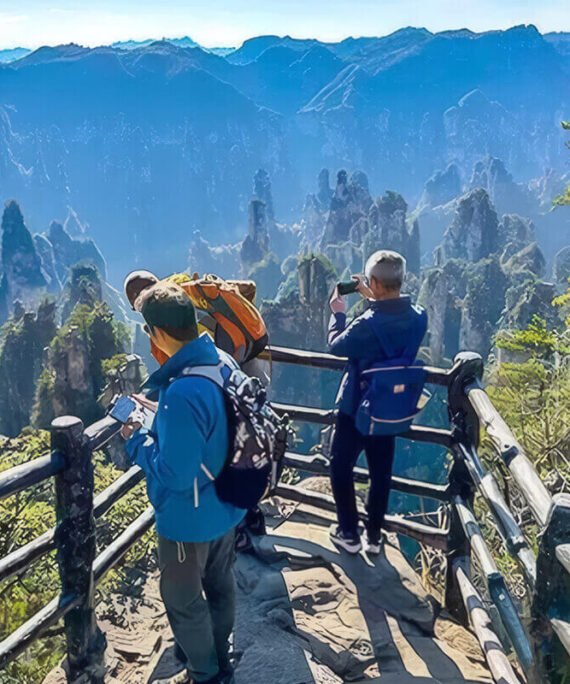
top-left (328, 250), bottom-right (427, 554)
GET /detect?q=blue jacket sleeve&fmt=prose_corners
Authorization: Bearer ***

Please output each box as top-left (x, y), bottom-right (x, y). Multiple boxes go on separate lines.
top-left (126, 382), bottom-right (210, 492)
top-left (328, 312), bottom-right (376, 360)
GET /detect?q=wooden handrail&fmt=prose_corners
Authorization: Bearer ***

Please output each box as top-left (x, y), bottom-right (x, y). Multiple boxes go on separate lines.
top-left (0, 528), bottom-right (54, 584)
top-left (0, 507), bottom-right (154, 670)
top-left (455, 442), bottom-right (536, 587)
top-left (0, 593), bottom-right (82, 668)
top-left (93, 466), bottom-right (145, 518)
top-left (452, 560), bottom-right (521, 684)
top-left (0, 451), bottom-right (66, 501)
top-left (264, 344), bottom-right (453, 386)
top-left (283, 452), bottom-right (451, 501)
top-left (0, 466), bottom-right (145, 584)
top-left (466, 382), bottom-right (552, 528)
top-left (274, 483), bottom-right (449, 550)
top-left (273, 402), bottom-right (454, 448)
top-left (85, 414), bottom-right (122, 452)
top-left (93, 507), bottom-right (155, 582)
top-left (454, 497), bottom-right (533, 671)
top-left (454, 496), bottom-right (498, 578)
top-left (272, 402), bottom-right (333, 424)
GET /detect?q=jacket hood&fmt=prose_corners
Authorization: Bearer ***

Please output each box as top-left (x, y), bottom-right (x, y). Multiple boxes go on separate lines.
top-left (144, 334), bottom-right (220, 393)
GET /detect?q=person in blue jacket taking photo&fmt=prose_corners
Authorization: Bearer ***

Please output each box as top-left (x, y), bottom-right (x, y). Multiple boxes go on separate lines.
top-left (328, 250), bottom-right (428, 555)
top-left (122, 281), bottom-right (244, 684)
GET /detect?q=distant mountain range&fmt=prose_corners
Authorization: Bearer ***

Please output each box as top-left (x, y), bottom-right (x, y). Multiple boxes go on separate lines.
top-left (0, 26), bottom-right (568, 281)
top-left (0, 47), bottom-right (31, 63)
top-left (2, 28), bottom-right (569, 63)
top-left (0, 35), bottom-right (234, 63)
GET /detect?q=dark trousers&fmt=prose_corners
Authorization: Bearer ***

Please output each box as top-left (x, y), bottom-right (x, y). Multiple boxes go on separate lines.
top-left (330, 412), bottom-right (395, 540)
top-left (158, 529), bottom-right (236, 683)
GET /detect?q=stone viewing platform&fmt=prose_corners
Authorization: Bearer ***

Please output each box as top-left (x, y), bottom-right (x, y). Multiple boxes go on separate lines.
top-left (44, 485), bottom-right (493, 684)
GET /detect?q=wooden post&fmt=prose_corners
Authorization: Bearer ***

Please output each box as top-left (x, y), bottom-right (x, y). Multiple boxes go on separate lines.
top-left (447, 352), bottom-right (484, 449)
top-left (52, 416), bottom-right (106, 683)
top-left (444, 352), bottom-right (483, 624)
top-left (444, 460), bottom-right (472, 624)
top-left (531, 493), bottom-right (570, 683)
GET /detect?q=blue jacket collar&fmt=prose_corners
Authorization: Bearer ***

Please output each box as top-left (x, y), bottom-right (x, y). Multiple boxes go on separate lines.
top-left (370, 295), bottom-right (411, 314)
top-left (144, 334), bottom-right (220, 393)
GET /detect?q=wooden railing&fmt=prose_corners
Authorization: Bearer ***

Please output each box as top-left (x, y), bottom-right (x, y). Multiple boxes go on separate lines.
top-left (0, 347), bottom-right (568, 683)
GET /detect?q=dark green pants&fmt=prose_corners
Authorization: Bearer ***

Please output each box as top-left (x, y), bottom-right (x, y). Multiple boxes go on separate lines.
top-left (158, 529), bottom-right (236, 682)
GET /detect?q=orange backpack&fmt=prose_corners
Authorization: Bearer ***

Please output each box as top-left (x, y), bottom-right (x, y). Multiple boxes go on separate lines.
top-left (150, 273), bottom-right (268, 366)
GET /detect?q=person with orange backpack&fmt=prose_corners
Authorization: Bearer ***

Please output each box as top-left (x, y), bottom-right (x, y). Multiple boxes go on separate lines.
top-left (124, 270), bottom-right (269, 369)
top-left (124, 270), bottom-right (271, 551)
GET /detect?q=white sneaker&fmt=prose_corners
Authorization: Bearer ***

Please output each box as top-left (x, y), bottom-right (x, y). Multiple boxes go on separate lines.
top-left (363, 533), bottom-right (383, 555)
top-left (330, 527), bottom-right (362, 554)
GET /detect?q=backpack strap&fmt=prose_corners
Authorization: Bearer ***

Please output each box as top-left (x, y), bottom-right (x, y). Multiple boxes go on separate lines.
top-left (170, 349), bottom-right (238, 388)
top-left (401, 308), bottom-right (427, 361)
top-left (178, 362), bottom-right (225, 388)
top-left (366, 312), bottom-right (398, 359)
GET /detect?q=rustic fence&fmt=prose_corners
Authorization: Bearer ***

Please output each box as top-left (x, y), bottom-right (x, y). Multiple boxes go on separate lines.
top-left (0, 346), bottom-right (568, 683)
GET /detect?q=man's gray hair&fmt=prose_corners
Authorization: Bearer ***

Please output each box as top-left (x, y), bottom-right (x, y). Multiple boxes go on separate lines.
top-left (364, 250), bottom-right (406, 290)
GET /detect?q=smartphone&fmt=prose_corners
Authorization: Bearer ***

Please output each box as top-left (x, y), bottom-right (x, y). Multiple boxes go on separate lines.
top-left (337, 280), bottom-right (359, 295)
top-left (109, 396), bottom-right (137, 424)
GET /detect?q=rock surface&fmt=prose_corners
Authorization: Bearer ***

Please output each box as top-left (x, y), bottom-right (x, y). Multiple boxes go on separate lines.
top-left (439, 189), bottom-right (499, 263)
top-left (0, 200), bottom-right (47, 320)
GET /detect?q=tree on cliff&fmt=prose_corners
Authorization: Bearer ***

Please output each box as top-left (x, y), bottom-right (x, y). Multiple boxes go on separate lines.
top-left (480, 285), bottom-right (570, 599)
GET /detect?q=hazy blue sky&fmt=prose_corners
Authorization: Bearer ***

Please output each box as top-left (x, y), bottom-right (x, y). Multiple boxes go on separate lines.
top-left (0, 0), bottom-right (568, 49)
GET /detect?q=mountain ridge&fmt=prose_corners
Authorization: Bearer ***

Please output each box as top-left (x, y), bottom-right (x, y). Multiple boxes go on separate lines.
top-left (0, 25), bottom-right (568, 280)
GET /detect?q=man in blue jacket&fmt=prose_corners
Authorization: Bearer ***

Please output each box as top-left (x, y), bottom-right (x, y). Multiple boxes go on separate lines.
top-left (123, 281), bottom-right (245, 684)
top-left (328, 250), bottom-right (427, 555)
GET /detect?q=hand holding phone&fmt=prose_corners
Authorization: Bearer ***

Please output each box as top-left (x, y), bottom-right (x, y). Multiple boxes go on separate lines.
top-left (109, 396), bottom-right (138, 424)
top-left (108, 395), bottom-right (149, 440)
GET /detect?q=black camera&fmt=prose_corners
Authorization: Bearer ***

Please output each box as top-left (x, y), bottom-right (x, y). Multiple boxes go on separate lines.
top-left (337, 275), bottom-right (367, 295)
top-left (337, 280), bottom-right (359, 295)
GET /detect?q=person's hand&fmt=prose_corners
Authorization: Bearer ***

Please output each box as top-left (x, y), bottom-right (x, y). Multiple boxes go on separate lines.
top-left (354, 275), bottom-right (374, 300)
top-left (329, 286), bottom-right (346, 314)
top-left (120, 420), bottom-right (142, 440)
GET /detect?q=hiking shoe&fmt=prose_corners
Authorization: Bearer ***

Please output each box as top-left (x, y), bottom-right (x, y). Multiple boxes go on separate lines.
top-left (363, 532), bottom-right (383, 556)
top-left (330, 527), bottom-right (362, 554)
